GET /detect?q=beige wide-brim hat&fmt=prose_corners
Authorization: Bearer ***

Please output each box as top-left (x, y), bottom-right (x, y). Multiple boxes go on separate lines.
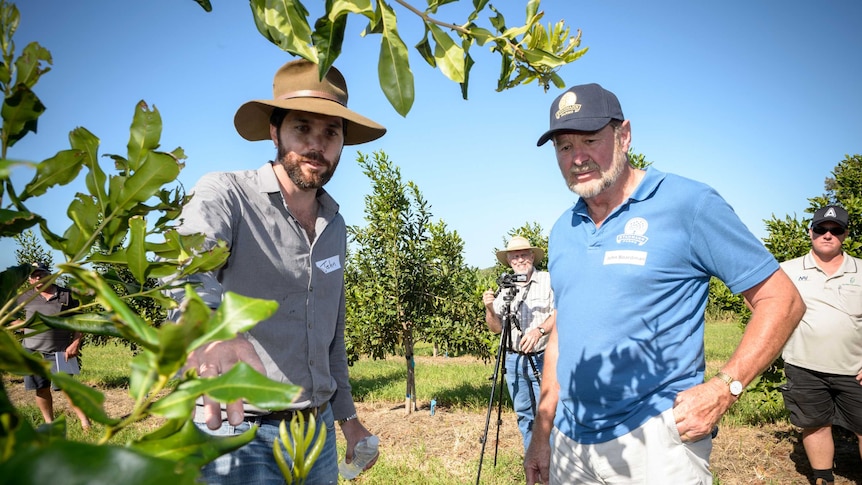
top-left (234, 59), bottom-right (386, 146)
top-left (496, 236), bottom-right (544, 267)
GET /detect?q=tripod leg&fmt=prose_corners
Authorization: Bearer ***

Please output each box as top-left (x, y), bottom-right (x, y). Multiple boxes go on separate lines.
top-left (476, 315), bottom-right (511, 485)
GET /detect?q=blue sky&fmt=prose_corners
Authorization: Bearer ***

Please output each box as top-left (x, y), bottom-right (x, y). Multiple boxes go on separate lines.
top-left (6, 1), bottom-right (862, 270)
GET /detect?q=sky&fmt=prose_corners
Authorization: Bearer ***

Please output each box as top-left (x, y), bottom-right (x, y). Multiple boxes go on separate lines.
top-left (5, 0), bottom-right (862, 270)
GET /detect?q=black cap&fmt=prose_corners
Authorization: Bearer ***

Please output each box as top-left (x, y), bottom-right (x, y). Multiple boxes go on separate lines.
top-left (30, 262), bottom-right (50, 274)
top-left (811, 205), bottom-right (849, 228)
top-left (536, 83), bottom-right (625, 146)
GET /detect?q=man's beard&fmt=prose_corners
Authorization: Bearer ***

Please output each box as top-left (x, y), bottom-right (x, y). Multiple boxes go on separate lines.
top-left (567, 142), bottom-right (628, 199)
top-left (276, 145), bottom-right (339, 190)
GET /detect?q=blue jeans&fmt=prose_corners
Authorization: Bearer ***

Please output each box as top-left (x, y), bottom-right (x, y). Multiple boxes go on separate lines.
top-left (196, 406), bottom-right (338, 485)
top-left (505, 351), bottom-right (544, 452)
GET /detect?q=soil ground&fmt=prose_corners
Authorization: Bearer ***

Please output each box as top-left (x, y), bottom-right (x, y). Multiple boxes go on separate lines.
top-left (4, 374), bottom-right (861, 484)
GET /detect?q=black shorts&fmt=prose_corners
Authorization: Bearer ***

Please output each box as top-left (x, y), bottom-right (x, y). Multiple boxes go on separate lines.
top-left (23, 352), bottom-right (59, 391)
top-left (781, 363), bottom-right (862, 433)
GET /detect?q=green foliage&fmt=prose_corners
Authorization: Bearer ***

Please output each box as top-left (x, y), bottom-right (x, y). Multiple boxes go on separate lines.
top-left (345, 152), bottom-right (489, 409)
top-left (627, 148), bottom-right (652, 170)
top-left (0, 2), bottom-right (303, 481)
top-left (705, 278), bottom-right (750, 323)
top-left (210, 0), bottom-right (586, 116)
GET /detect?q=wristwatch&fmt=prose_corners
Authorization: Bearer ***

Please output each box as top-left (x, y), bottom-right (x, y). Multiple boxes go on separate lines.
top-left (537, 327), bottom-right (546, 335)
top-left (715, 371), bottom-right (744, 397)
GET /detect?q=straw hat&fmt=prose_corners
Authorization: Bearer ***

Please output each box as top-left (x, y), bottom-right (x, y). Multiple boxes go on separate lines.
top-left (234, 59), bottom-right (386, 145)
top-left (496, 236), bottom-right (544, 266)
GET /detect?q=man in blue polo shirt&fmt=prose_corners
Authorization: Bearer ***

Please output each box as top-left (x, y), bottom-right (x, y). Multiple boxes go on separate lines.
top-left (524, 83), bottom-right (806, 484)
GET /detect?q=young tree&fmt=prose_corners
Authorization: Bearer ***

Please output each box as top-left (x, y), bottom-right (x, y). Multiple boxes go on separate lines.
top-left (345, 151), bottom-right (484, 413)
top-left (13, 230), bottom-right (52, 267)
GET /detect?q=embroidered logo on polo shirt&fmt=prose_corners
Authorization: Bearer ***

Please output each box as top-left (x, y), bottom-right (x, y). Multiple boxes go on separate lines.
top-left (616, 217), bottom-right (649, 246)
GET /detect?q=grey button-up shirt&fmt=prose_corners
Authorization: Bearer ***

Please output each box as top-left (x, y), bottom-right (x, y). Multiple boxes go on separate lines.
top-left (169, 162), bottom-right (355, 420)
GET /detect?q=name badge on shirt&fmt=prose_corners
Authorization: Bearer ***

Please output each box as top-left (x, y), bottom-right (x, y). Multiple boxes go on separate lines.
top-left (603, 250), bottom-right (647, 266)
top-left (316, 255), bottom-right (341, 274)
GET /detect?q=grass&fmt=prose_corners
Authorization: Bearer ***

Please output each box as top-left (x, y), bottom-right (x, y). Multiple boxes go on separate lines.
top-left (6, 320), bottom-right (794, 484)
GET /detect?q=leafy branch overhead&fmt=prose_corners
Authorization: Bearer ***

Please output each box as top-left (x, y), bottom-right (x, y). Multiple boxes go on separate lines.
top-left (193, 0), bottom-right (588, 116)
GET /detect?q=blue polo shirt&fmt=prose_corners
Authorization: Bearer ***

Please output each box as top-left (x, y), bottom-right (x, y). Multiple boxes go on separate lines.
top-left (549, 167), bottom-right (778, 444)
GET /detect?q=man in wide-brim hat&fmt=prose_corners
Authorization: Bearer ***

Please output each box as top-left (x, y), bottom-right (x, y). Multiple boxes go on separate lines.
top-left (168, 58), bottom-right (383, 484)
top-left (484, 235), bottom-right (555, 452)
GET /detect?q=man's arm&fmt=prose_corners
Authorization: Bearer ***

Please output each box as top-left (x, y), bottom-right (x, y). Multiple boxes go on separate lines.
top-left (482, 290), bottom-right (503, 333)
top-left (525, 311), bottom-right (558, 485)
top-left (673, 268), bottom-right (804, 441)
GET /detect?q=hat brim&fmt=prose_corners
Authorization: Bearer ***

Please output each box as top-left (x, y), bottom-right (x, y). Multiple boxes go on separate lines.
top-left (496, 248), bottom-right (544, 267)
top-left (536, 117), bottom-right (615, 146)
top-left (234, 98), bottom-right (386, 146)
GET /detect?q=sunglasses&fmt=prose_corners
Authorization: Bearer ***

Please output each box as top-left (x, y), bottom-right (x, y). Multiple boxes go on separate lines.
top-left (812, 225), bottom-right (846, 236)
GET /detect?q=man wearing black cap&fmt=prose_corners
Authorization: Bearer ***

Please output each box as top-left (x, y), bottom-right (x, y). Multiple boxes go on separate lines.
top-left (525, 83), bottom-right (805, 484)
top-left (16, 262), bottom-right (90, 430)
top-left (167, 59), bottom-right (385, 484)
top-left (779, 205), bottom-right (862, 485)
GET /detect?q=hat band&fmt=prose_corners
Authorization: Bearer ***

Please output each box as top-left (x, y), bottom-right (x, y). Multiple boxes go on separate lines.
top-left (278, 89), bottom-right (345, 106)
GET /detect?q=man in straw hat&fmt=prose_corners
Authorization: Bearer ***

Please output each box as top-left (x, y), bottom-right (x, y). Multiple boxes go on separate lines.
top-left (482, 235), bottom-right (555, 452)
top-left (167, 59), bottom-right (385, 484)
top-left (524, 83), bottom-right (805, 484)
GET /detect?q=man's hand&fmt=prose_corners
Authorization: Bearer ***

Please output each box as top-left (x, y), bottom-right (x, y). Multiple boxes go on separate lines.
top-left (340, 418), bottom-right (378, 471)
top-left (524, 435), bottom-right (551, 485)
top-left (186, 334), bottom-right (265, 429)
top-left (672, 379), bottom-right (734, 442)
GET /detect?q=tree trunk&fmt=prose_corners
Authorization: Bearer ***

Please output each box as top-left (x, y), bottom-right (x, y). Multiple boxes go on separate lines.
top-left (404, 326), bottom-right (416, 414)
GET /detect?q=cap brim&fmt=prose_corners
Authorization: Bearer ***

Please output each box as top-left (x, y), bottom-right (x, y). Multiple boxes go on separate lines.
top-left (234, 98), bottom-right (386, 146)
top-left (536, 117), bottom-right (614, 146)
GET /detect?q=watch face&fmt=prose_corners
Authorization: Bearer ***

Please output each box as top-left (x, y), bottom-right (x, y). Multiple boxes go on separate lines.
top-left (729, 381), bottom-right (743, 396)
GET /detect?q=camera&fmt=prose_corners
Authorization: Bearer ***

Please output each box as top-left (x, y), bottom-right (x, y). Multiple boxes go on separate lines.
top-left (496, 272), bottom-right (528, 288)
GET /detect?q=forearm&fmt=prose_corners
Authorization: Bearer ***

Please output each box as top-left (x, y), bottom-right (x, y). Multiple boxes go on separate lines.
top-left (485, 309), bottom-right (502, 333)
top-left (725, 269), bottom-right (805, 385)
top-left (533, 322), bottom-right (559, 440)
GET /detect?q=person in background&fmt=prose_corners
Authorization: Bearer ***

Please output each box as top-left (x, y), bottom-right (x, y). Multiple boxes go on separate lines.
top-left (779, 205), bottom-right (862, 485)
top-left (167, 59), bottom-right (386, 484)
top-left (482, 235), bottom-right (555, 451)
top-left (17, 262), bottom-right (90, 430)
top-left (524, 82), bottom-right (805, 484)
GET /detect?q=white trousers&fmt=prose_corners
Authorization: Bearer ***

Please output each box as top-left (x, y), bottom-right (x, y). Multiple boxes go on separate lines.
top-left (550, 408), bottom-right (712, 484)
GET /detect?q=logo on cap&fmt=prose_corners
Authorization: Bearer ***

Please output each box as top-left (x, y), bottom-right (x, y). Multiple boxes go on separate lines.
top-left (554, 92), bottom-right (582, 120)
top-left (823, 207), bottom-right (838, 219)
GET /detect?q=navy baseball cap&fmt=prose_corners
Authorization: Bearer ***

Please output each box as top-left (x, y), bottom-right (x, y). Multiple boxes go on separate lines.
top-left (811, 205), bottom-right (849, 228)
top-left (536, 83), bottom-right (625, 146)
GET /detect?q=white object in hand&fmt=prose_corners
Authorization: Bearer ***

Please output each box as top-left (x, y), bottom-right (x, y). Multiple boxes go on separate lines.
top-left (338, 435), bottom-right (379, 480)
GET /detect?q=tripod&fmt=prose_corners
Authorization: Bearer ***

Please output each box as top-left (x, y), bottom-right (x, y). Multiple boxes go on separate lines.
top-left (476, 283), bottom-right (542, 484)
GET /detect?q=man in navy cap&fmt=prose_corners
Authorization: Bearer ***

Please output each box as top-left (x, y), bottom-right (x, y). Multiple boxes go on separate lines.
top-left (779, 205), bottom-right (862, 485)
top-left (525, 83), bottom-right (806, 484)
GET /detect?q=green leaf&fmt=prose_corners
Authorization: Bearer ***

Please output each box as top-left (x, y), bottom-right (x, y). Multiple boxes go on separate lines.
top-left (61, 194), bottom-right (99, 259)
top-left (250, 0), bottom-right (316, 60)
top-left (50, 374), bottom-right (119, 426)
top-left (0, 441), bottom-right (200, 485)
top-left (39, 312), bottom-right (126, 339)
top-left (0, 328), bottom-right (48, 376)
top-left (126, 101), bottom-right (162, 172)
top-left (149, 362), bottom-right (300, 419)
top-left (154, 315), bottom-right (205, 377)
top-left (15, 41), bottom-right (53, 89)
top-left (312, 11), bottom-right (346, 75)
top-left (377, 2), bottom-right (414, 116)
top-left (428, 24), bottom-right (465, 83)
top-left (0, 208), bottom-right (39, 238)
top-left (1, 85), bottom-right (45, 148)
top-left (414, 30), bottom-right (435, 68)
top-left (190, 291), bottom-right (279, 350)
top-left (69, 126), bottom-right (107, 213)
top-left (21, 149), bottom-right (87, 200)
top-left (133, 418), bottom-right (255, 468)
top-left (127, 216), bottom-right (148, 284)
top-left (115, 151), bottom-right (181, 207)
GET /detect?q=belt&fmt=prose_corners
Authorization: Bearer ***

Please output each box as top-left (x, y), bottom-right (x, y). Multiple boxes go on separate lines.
top-left (507, 349), bottom-right (545, 356)
top-left (262, 402), bottom-right (328, 422)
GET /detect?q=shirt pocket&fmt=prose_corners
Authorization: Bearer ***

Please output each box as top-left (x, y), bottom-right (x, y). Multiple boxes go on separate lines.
top-left (838, 283), bottom-right (862, 316)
